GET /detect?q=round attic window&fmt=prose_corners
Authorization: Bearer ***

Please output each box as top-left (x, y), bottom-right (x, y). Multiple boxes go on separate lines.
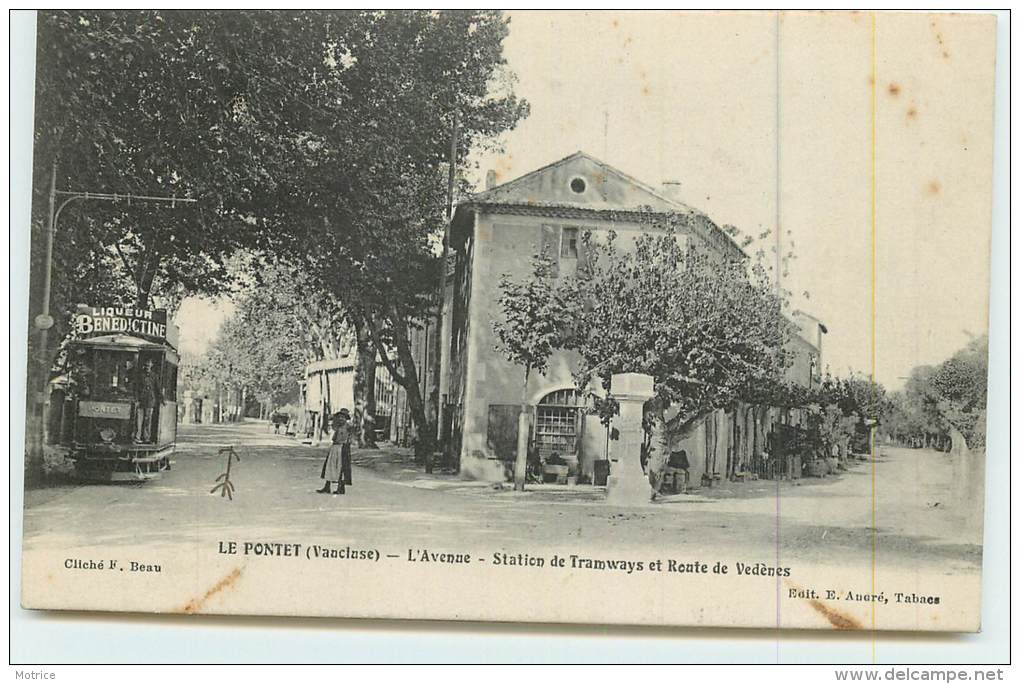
top-left (569, 177), bottom-right (587, 194)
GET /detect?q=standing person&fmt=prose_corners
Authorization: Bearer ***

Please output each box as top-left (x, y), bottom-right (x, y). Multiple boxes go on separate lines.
top-left (135, 358), bottom-right (162, 443)
top-left (317, 408), bottom-right (353, 495)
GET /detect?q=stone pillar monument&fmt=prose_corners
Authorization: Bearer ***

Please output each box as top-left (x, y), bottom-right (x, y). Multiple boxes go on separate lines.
top-left (606, 372), bottom-right (655, 506)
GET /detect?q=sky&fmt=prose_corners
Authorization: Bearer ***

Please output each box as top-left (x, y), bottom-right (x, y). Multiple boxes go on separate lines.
top-left (179, 11), bottom-right (997, 389)
top-left (468, 11), bottom-right (996, 389)
top-left (175, 297), bottom-right (235, 357)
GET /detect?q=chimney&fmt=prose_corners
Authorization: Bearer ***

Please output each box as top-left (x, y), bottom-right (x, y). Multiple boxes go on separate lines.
top-left (485, 169), bottom-right (498, 190)
top-left (660, 180), bottom-right (683, 203)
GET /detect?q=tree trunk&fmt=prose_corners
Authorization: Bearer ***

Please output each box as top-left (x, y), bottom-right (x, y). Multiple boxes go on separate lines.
top-left (136, 284), bottom-right (152, 310)
top-left (365, 360), bottom-right (377, 444)
top-left (513, 367), bottom-right (530, 491)
top-left (428, 303), bottom-right (442, 437)
top-left (706, 410), bottom-right (718, 477)
top-left (352, 320), bottom-right (377, 448)
top-left (402, 366), bottom-right (433, 470)
top-left (948, 425), bottom-right (969, 458)
top-left (317, 371), bottom-right (327, 443)
top-left (135, 249), bottom-right (160, 309)
top-left (393, 326), bottom-right (434, 471)
top-left (646, 402), bottom-right (670, 496)
top-left (364, 311), bottom-right (437, 470)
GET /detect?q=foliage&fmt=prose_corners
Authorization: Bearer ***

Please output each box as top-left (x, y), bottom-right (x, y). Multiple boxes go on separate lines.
top-left (838, 375), bottom-right (887, 423)
top-left (32, 11), bottom-right (290, 313)
top-left (184, 258), bottom-right (349, 412)
top-left (491, 252), bottom-right (576, 392)
top-left (491, 219), bottom-right (903, 468)
top-left (275, 9), bottom-right (526, 454)
top-left (31, 11), bottom-right (528, 463)
top-left (227, 9), bottom-right (529, 455)
top-left (589, 394), bottom-right (620, 429)
top-left (244, 258), bottom-right (350, 363)
top-left (491, 251), bottom-right (577, 488)
top-left (795, 373), bottom-right (889, 456)
top-left (558, 224), bottom-right (791, 432)
top-left (882, 366), bottom-right (942, 443)
top-left (813, 404), bottom-right (855, 457)
top-left (929, 336), bottom-right (988, 447)
top-left (886, 336), bottom-right (989, 449)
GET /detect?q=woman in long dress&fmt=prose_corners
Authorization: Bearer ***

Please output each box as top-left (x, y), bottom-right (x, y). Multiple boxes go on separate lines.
top-left (318, 408), bottom-right (353, 495)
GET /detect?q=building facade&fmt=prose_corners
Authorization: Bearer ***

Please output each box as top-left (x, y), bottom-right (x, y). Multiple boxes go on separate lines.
top-left (303, 355), bottom-right (397, 443)
top-left (443, 151), bottom-right (775, 482)
top-left (303, 318), bottom-right (437, 447)
top-left (668, 311), bottom-right (826, 485)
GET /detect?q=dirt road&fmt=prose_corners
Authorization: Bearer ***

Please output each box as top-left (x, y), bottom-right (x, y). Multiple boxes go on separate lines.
top-left (22, 421), bottom-right (982, 574)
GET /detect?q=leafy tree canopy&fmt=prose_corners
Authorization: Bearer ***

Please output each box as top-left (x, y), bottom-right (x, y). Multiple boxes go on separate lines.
top-left (31, 10), bottom-right (528, 459)
top-left (883, 336), bottom-right (988, 449)
top-left (559, 224), bottom-right (791, 432)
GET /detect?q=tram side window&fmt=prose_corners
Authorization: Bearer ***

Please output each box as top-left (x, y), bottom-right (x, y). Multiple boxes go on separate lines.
top-left (163, 363), bottom-right (178, 402)
top-left (69, 347), bottom-right (93, 398)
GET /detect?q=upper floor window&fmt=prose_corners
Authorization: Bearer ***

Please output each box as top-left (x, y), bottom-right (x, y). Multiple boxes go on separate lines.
top-left (542, 224), bottom-right (590, 277)
top-left (561, 227), bottom-right (579, 259)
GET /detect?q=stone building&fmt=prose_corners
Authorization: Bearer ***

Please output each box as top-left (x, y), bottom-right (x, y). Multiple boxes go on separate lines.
top-left (303, 354), bottom-right (397, 443)
top-left (669, 310), bottom-right (826, 484)
top-left (302, 319), bottom-right (437, 446)
top-left (442, 151), bottom-right (766, 482)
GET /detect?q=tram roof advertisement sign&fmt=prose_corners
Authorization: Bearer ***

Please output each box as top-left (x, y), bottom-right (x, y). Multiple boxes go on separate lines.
top-left (73, 305), bottom-right (178, 348)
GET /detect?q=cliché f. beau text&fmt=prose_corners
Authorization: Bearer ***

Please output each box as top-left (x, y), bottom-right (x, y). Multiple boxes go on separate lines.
top-left (64, 558), bottom-right (161, 572)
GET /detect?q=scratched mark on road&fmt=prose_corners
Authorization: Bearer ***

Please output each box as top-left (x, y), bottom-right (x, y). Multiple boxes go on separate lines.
top-left (210, 446), bottom-right (242, 500)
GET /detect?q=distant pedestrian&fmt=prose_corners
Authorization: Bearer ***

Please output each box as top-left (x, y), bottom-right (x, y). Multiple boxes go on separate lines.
top-left (271, 411), bottom-right (289, 434)
top-left (317, 408), bottom-right (353, 495)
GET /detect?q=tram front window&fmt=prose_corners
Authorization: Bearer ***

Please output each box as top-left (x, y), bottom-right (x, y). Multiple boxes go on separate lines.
top-left (92, 350), bottom-right (139, 402)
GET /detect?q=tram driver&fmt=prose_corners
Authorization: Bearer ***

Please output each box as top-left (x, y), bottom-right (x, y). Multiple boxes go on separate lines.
top-left (135, 358), bottom-right (163, 443)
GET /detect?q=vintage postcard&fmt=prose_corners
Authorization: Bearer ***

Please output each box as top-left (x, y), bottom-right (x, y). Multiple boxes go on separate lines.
top-left (18, 10), bottom-right (997, 632)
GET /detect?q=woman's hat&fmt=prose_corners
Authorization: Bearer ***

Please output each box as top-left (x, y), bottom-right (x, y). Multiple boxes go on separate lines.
top-left (334, 408), bottom-right (351, 419)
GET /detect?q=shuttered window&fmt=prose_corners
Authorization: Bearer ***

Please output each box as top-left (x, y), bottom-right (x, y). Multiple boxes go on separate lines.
top-left (540, 224), bottom-right (560, 276)
top-left (561, 227), bottom-right (579, 258)
top-left (541, 225), bottom-right (594, 277)
top-left (576, 229), bottom-right (591, 274)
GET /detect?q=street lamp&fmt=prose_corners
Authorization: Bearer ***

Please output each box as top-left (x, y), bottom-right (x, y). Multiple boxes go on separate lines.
top-left (28, 163), bottom-right (197, 482)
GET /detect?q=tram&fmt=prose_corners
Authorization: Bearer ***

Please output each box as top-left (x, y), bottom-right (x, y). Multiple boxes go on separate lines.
top-left (53, 305), bottom-right (180, 481)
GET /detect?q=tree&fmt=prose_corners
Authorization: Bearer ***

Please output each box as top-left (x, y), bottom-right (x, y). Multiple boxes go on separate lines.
top-left (492, 253), bottom-right (576, 490)
top-left (883, 337), bottom-right (988, 454)
top-left (26, 11), bottom-right (307, 479)
top-left (808, 374), bottom-right (889, 456)
top-left (491, 221), bottom-right (793, 490)
top-left (560, 225), bottom-right (791, 441)
top-left (929, 336), bottom-right (989, 453)
top-left (28, 10), bottom-right (529, 474)
top-left (838, 375), bottom-right (888, 454)
top-left (190, 257), bottom-right (356, 431)
top-left (31, 11), bottom-right (295, 313)
top-left (215, 303), bottom-right (306, 417)
top-left (884, 365), bottom-right (947, 448)
top-left (814, 403), bottom-right (855, 462)
top-left (251, 10), bottom-right (528, 463)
